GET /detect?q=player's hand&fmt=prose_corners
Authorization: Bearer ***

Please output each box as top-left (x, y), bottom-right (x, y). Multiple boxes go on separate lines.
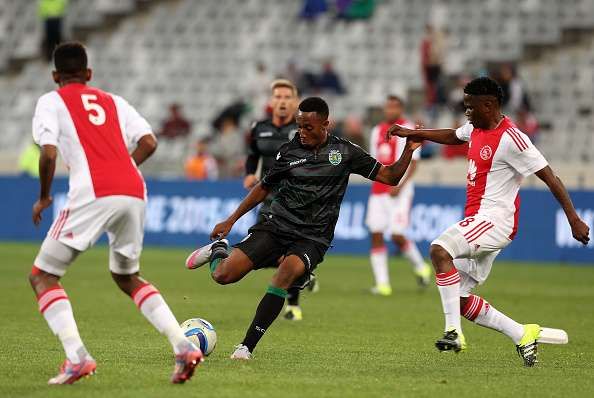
top-left (243, 174), bottom-right (259, 190)
top-left (386, 124), bottom-right (413, 139)
top-left (389, 185), bottom-right (401, 197)
top-left (570, 218), bottom-right (590, 245)
top-left (210, 219), bottom-right (234, 240)
top-left (32, 196), bottom-right (52, 226)
top-left (405, 136), bottom-right (423, 151)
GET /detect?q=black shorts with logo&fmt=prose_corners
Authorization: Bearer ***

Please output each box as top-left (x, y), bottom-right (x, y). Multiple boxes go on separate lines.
top-left (233, 222), bottom-right (328, 289)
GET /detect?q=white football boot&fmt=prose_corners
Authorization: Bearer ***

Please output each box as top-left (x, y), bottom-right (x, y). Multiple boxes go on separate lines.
top-left (230, 344), bottom-right (252, 360)
top-left (185, 239), bottom-right (229, 270)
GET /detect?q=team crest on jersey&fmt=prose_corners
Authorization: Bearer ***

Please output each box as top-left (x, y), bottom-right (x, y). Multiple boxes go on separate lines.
top-left (480, 145), bottom-right (493, 160)
top-left (467, 159), bottom-right (477, 186)
top-left (328, 149), bottom-right (342, 165)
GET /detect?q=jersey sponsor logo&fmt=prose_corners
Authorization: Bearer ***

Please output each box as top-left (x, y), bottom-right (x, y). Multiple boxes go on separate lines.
top-left (289, 158), bottom-right (307, 166)
top-left (479, 145), bottom-right (493, 160)
top-left (328, 149), bottom-right (342, 166)
top-left (467, 159), bottom-right (477, 186)
top-left (259, 131), bottom-right (274, 137)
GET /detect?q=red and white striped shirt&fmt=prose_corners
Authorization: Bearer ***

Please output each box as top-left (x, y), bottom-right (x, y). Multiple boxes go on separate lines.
top-left (455, 117), bottom-right (548, 239)
top-left (32, 83), bottom-right (153, 209)
top-left (369, 119), bottom-right (420, 195)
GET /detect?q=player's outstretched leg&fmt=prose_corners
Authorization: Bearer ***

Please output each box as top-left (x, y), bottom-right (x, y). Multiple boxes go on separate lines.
top-left (430, 244), bottom-right (466, 353)
top-left (284, 287), bottom-right (303, 321)
top-left (30, 240), bottom-right (96, 385)
top-left (461, 294), bottom-right (540, 366)
top-left (111, 267), bottom-right (202, 383)
top-left (393, 234), bottom-right (431, 287)
top-left (232, 255), bottom-right (306, 359)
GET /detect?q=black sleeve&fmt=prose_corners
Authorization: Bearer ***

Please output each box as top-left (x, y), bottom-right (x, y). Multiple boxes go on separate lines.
top-left (348, 141), bottom-right (381, 180)
top-left (261, 145), bottom-right (289, 187)
top-left (245, 124), bottom-right (260, 175)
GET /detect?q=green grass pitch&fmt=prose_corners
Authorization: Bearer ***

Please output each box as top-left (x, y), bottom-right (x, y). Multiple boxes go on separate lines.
top-left (1, 242), bottom-right (593, 398)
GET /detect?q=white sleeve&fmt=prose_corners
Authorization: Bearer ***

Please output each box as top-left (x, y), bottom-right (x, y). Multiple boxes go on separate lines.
top-left (32, 93), bottom-right (60, 146)
top-left (402, 121), bottom-right (421, 160)
top-left (368, 126), bottom-right (379, 159)
top-left (503, 128), bottom-right (548, 177)
top-left (396, 135), bottom-right (421, 160)
top-left (455, 122), bottom-right (473, 142)
top-left (113, 95), bottom-right (154, 144)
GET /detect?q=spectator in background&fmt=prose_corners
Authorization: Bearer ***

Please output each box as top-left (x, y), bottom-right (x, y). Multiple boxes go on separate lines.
top-left (39, 0), bottom-right (68, 62)
top-left (316, 61), bottom-right (346, 94)
top-left (497, 64), bottom-right (530, 115)
top-left (336, 0), bottom-right (375, 20)
top-left (299, 0), bottom-right (328, 21)
top-left (185, 139), bottom-right (219, 180)
top-left (420, 24), bottom-right (446, 112)
top-left (159, 103), bottom-right (191, 139)
top-left (283, 60), bottom-right (316, 95)
top-left (209, 116), bottom-right (246, 178)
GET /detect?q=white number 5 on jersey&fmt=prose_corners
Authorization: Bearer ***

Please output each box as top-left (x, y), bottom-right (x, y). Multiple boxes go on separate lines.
top-left (81, 94), bottom-right (106, 126)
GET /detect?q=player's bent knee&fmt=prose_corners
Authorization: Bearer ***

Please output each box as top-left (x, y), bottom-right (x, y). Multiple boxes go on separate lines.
top-left (430, 244), bottom-right (452, 269)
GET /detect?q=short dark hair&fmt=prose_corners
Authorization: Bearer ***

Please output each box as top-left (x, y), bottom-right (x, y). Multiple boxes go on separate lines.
top-left (53, 42), bottom-right (88, 74)
top-left (386, 94), bottom-right (404, 105)
top-left (298, 97), bottom-right (329, 120)
top-left (464, 76), bottom-right (504, 105)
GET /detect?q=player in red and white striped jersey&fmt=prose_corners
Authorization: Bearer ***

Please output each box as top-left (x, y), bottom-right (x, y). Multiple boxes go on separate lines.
top-left (365, 95), bottom-right (430, 296)
top-left (388, 77), bottom-right (590, 366)
top-left (29, 42), bottom-right (201, 384)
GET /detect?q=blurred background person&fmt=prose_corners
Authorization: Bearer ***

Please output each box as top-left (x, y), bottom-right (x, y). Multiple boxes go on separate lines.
top-left (39, 0), bottom-right (68, 62)
top-left (184, 139), bottom-right (219, 181)
top-left (420, 24), bottom-right (447, 120)
top-left (210, 116), bottom-right (246, 179)
top-left (158, 103), bottom-right (191, 140)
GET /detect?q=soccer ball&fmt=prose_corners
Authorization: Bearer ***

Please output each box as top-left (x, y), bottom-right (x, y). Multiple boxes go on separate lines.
top-left (180, 318), bottom-right (217, 356)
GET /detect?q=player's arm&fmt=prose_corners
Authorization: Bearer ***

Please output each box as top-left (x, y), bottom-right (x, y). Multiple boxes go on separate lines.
top-left (374, 139), bottom-right (421, 186)
top-left (131, 134), bottom-right (157, 166)
top-left (244, 125), bottom-right (260, 189)
top-left (33, 144), bottom-right (57, 225)
top-left (210, 183), bottom-right (271, 239)
top-left (387, 124), bottom-right (465, 145)
top-left (390, 159), bottom-right (417, 196)
top-left (535, 166), bottom-right (590, 245)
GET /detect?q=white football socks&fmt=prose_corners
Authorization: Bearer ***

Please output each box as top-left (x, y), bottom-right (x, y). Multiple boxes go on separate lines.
top-left (463, 295), bottom-right (524, 344)
top-left (370, 247), bottom-right (390, 287)
top-left (133, 284), bottom-right (190, 354)
top-left (402, 240), bottom-right (427, 273)
top-left (436, 268), bottom-right (462, 333)
top-left (38, 287), bottom-right (89, 364)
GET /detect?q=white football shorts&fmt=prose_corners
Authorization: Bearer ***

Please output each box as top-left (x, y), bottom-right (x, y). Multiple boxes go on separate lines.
top-left (365, 191), bottom-right (413, 235)
top-left (34, 195), bottom-right (145, 276)
top-left (431, 214), bottom-right (512, 296)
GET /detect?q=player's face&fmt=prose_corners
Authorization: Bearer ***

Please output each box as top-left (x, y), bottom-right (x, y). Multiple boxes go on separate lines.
top-left (270, 87), bottom-right (297, 120)
top-left (463, 94), bottom-right (490, 128)
top-left (296, 111), bottom-right (329, 149)
top-left (384, 99), bottom-right (402, 122)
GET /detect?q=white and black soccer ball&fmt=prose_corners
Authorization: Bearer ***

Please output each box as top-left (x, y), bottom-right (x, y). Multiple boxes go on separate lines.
top-left (180, 318), bottom-right (217, 356)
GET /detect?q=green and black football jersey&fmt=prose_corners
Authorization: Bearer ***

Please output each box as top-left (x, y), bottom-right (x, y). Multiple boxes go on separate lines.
top-left (259, 134), bottom-right (381, 246)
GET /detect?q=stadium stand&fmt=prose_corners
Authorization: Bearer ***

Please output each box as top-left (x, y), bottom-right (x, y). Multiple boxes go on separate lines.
top-left (0, 0), bottom-right (592, 182)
